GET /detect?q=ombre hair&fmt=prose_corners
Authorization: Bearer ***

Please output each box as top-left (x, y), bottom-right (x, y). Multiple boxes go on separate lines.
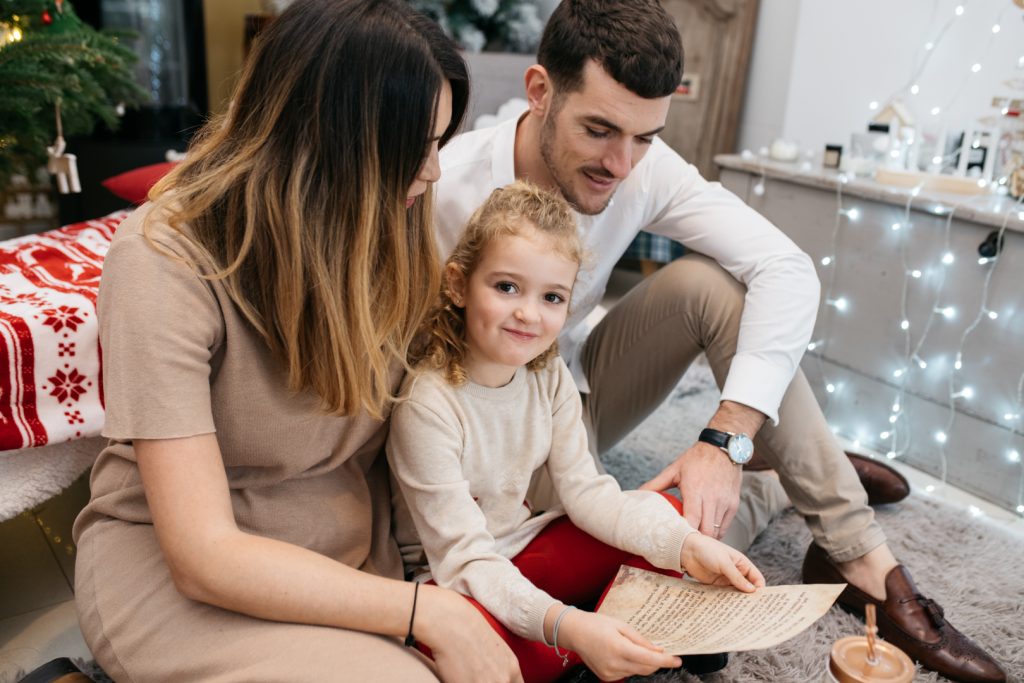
top-left (418, 181), bottom-right (583, 386)
top-left (146, 0), bottom-right (468, 419)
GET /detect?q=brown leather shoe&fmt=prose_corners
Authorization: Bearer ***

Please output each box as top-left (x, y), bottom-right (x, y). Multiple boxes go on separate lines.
top-left (803, 543), bottom-right (1007, 683)
top-left (846, 453), bottom-right (910, 505)
top-left (746, 451), bottom-right (910, 505)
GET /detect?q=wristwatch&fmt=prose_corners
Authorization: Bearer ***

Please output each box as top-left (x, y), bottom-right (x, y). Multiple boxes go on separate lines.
top-left (698, 428), bottom-right (754, 466)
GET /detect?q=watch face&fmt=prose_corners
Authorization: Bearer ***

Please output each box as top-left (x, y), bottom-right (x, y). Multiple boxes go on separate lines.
top-left (727, 434), bottom-right (754, 464)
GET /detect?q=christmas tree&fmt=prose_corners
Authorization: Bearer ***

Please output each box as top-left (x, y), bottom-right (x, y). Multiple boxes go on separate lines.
top-left (0, 0), bottom-right (145, 191)
top-left (408, 0), bottom-right (545, 53)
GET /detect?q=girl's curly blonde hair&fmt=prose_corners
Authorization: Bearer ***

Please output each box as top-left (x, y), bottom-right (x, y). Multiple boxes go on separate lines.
top-left (416, 180), bottom-right (583, 385)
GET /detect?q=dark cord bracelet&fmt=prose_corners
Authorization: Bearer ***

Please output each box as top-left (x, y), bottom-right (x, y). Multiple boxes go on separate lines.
top-left (404, 582), bottom-right (420, 647)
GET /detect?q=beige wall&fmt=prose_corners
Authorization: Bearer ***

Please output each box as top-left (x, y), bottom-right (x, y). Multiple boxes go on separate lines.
top-left (203, 0), bottom-right (264, 115)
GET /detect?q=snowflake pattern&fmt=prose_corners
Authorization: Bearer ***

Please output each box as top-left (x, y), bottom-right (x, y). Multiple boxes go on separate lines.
top-left (40, 305), bottom-right (85, 333)
top-left (0, 289), bottom-right (49, 307)
top-left (47, 368), bottom-right (88, 404)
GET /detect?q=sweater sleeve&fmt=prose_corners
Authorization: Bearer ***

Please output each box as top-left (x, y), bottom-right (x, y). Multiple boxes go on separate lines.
top-left (386, 383), bottom-right (558, 642)
top-left (545, 361), bottom-right (696, 572)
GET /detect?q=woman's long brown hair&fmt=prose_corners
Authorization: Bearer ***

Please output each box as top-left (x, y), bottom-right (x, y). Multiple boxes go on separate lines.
top-left (147, 0), bottom-right (468, 419)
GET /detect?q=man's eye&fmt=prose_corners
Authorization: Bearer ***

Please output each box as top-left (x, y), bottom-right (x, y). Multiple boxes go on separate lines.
top-left (637, 136), bottom-right (654, 145)
top-left (496, 282), bottom-right (518, 294)
top-left (585, 127), bottom-right (609, 139)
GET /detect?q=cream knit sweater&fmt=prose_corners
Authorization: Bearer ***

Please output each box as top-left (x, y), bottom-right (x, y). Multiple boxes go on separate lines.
top-left (387, 358), bottom-right (695, 643)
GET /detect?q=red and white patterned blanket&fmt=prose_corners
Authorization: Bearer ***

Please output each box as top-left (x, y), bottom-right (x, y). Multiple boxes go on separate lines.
top-left (0, 212), bottom-right (128, 452)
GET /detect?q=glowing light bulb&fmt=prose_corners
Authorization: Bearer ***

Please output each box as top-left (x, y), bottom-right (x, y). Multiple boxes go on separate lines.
top-left (954, 353), bottom-right (962, 370)
top-left (1005, 412), bottom-right (1020, 421)
top-left (986, 310), bottom-right (998, 320)
top-left (930, 106), bottom-right (941, 116)
top-left (880, 431), bottom-right (891, 439)
top-left (924, 42), bottom-right (935, 51)
top-left (886, 451), bottom-right (897, 459)
top-left (821, 256), bottom-right (833, 266)
top-left (942, 251), bottom-right (954, 265)
top-left (936, 306), bottom-right (955, 319)
top-left (891, 222), bottom-right (902, 231)
top-left (954, 5), bottom-right (964, 15)
top-left (911, 269), bottom-right (922, 278)
top-left (753, 181), bottom-right (766, 196)
top-left (829, 297), bottom-right (848, 312)
top-left (935, 431), bottom-right (947, 444)
top-left (1008, 449), bottom-right (1021, 464)
top-left (1017, 505), bottom-right (1024, 514)
top-left (992, 24), bottom-right (1001, 33)
top-left (889, 414), bottom-right (898, 424)
top-left (953, 386), bottom-right (974, 400)
top-left (869, 101), bottom-right (879, 111)
top-left (852, 439), bottom-right (861, 449)
top-left (900, 320), bottom-right (909, 330)
top-left (968, 505), bottom-right (982, 517)
top-left (826, 383), bottom-right (836, 393)
top-left (971, 63), bottom-right (981, 73)
top-left (978, 257), bottom-right (990, 265)
top-left (893, 368), bottom-right (905, 378)
top-left (931, 155), bottom-right (943, 165)
top-left (892, 402), bottom-right (901, 412)
top-left (910, 84), bottom-right (920, 95)
top-left (925, 484), bottom-right (935, 493)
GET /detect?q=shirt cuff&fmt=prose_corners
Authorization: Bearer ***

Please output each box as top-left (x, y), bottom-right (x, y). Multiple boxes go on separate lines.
top-left (719, 354), bottom-right (797, 426)
top-left (529, 595), bottom-right (560, 644)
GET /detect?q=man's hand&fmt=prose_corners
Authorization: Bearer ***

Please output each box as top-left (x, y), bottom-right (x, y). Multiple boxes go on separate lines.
top-left (640, 400), bottom-right (767, 539)
top-left (640, 442), bottom-right (742, 539)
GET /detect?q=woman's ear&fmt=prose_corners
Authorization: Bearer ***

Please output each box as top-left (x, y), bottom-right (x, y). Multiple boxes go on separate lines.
top-left (445, 262), bottom-right (467, 307)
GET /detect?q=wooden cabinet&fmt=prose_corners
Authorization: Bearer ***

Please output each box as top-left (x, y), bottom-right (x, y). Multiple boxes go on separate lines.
top-left (660, 0), bottom-right (760, 179)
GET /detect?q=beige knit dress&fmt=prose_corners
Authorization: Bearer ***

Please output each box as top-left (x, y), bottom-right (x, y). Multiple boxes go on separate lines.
top-left (72, 204), bottom-right (438, 682)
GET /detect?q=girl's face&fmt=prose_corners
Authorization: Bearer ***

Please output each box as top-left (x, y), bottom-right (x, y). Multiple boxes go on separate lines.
top-left (448, 224), bottom-right (579, 387)
top-left (407, 81), bottom-right (453, 208)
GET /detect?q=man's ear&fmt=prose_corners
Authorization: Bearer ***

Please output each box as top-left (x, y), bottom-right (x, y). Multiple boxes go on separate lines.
top-left (445, 262), bottom-right (467, 307)
top-left (524, 65), bottom-right (554, 117)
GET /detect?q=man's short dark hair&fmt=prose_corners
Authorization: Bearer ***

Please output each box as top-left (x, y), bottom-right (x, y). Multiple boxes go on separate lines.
top-left (537, 0), bottom-right (684, 99)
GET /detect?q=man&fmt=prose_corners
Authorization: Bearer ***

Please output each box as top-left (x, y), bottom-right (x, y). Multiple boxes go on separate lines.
top-left (433, 1), bottom-right (1005, 681)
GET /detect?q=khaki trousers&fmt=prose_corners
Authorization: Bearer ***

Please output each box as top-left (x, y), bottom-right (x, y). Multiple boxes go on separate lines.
top-left (578, 254), bottom-right (886, 562)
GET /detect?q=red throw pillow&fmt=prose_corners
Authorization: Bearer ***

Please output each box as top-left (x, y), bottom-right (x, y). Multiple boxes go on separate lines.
top-left (101, 161), bottom-right (178, 204)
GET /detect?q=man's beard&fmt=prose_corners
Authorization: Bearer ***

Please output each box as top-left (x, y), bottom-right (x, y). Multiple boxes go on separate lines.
top-left (539, 114), bottom-right (614, 216)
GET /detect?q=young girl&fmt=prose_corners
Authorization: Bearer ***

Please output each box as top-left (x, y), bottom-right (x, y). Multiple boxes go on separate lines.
top-left (388, 181), bottom-right (765, 683)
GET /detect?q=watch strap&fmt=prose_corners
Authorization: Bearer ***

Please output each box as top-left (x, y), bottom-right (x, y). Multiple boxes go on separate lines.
top-left (698, 428), bottom-right (731, 450)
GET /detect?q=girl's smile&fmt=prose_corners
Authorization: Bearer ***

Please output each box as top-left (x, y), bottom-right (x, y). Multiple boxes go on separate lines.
top-left (448, 224), bottom-right (579, 387)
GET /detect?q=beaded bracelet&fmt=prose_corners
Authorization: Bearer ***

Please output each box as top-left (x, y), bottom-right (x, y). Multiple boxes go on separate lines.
top-left (551, 605), bottom-right (577, 667)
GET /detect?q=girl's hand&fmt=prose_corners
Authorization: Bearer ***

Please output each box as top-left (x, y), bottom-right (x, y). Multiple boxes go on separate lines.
top-left (419, 585), bottom-right (524, 683)
top-left (557, 609), bottom-right (681, 681)
top-left (680, 532), bottom-right (766, 592)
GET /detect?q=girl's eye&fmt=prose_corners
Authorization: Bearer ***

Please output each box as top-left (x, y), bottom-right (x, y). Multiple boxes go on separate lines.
top-left (496, 281), bottom-right (518, 294)
top-left (544, 293), bottom-right (566, 304)
top-left (585, 127), bottom-right (609, 139)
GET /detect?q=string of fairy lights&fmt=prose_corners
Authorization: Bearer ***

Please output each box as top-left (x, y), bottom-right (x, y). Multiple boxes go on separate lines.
top-left (744, 0), bottom-right (1024, 515)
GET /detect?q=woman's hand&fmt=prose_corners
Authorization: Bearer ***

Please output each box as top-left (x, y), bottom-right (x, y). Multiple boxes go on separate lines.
top-left (556, 609), bottom-right (681, 681)
top-left (418, 585), bottom-right (523, 683)
top-left (680, 532), bottom-right (766, 592)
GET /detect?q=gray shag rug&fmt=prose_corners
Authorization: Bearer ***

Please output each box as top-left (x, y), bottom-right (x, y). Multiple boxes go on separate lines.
top-left (593, 360), bottom-right (1024, 683)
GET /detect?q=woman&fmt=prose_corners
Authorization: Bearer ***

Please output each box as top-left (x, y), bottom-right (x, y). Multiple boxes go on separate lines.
top-left (72, 1), bottom-right (520, 681)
